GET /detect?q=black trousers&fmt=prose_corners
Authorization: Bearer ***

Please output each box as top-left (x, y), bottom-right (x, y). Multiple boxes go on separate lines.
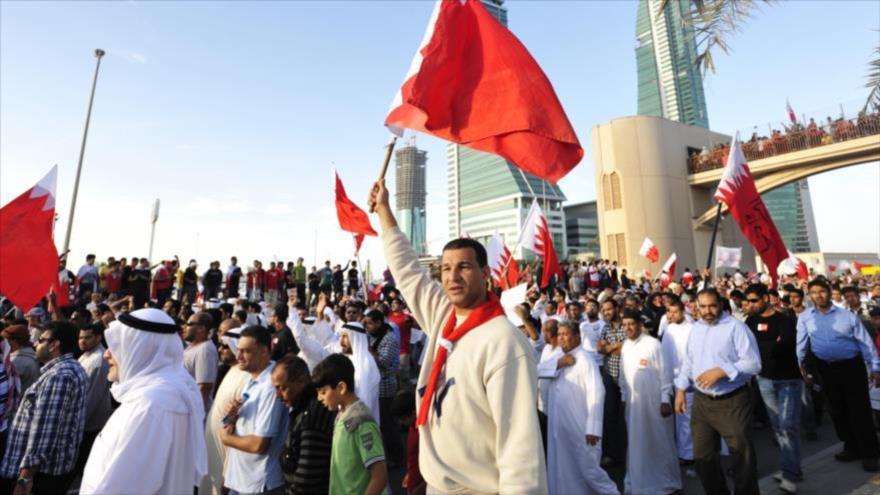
top-left (691, 386), bottom-right (759, 495)
top-left (815, 356), bottom-right (880, 458)
top-left (601, 370), bottom-right (626, 462)
top-left (0, 471), bottom-right (75, 495)
top-left (378, 396), bottom-right (403, 465)
top-left (76, 429), bottom-right (100, 473)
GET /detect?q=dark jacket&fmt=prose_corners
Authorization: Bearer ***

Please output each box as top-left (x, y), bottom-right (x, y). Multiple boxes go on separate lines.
top-left (282, 389), bottom-right (336, 494)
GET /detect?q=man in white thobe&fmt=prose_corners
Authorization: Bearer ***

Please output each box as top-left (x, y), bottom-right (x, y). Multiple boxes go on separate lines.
top-left (659, 299), bottom-right (695, 462)
top-left (545, 321), bottom-right (618, 495)
top-left (81, 308), bottom-right (207, 494)
top-left (620, 310), bottom-right (682, 494)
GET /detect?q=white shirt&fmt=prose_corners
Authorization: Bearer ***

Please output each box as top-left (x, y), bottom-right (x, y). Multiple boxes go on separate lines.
top-left (224, 363), bottom-right (289, 493)
top-left (579, 318), bottom-right (605, 367)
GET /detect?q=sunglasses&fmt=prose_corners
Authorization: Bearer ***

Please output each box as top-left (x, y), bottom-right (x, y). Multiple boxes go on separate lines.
top-left (745, 298), bottom-right (761, 303)
top-left (37, 337), bottom-right (56, 344)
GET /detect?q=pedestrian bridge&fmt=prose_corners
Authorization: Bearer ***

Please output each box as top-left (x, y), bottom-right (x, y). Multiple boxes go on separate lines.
top-left (590, 113), bottom-right (880, 275)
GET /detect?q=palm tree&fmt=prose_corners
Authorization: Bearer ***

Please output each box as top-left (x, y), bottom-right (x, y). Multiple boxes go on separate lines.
top-left (864, 43), bottom-right (880, 113)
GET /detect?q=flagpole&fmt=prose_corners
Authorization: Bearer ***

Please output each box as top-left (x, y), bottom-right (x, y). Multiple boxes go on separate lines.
top-left (377, 135), bottom-right (399, 181)
top-left (704, 202), bottom-right (723, 283)
top-left (62, 48), bottom-right (105, 256)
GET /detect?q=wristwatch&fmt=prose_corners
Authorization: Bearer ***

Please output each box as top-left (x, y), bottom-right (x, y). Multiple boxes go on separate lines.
top-left (16, 476), bottom-right (31, 486)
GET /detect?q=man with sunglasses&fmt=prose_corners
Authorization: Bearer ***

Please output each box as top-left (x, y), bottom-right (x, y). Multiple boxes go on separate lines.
top-left (744, 283), bottom-right (802, 494)
top-left (184, 312), bottom-right (219, 413)
top-left (0, 321), bottom-right (87, 495)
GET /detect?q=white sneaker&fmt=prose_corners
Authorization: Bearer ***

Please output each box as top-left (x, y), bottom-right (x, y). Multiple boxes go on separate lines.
top-left (779, 478), bottom-right (797, 494)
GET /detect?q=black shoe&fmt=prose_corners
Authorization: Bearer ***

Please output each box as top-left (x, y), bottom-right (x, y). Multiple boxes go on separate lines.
top-left (863, 458), bottom-right (879, 472)
top-left (834, 450), bottom-right (858, 462)
top-left (805, 432), bottom-right (818, 441)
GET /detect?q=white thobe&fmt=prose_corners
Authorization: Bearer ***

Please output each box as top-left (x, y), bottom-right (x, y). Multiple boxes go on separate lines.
top-left (536, 344), bottom-right (562, 414)
top-left (579, 318), bottom-right (606, 367)
top-left (660, 319), bottom-right (694, 460)
top-left (546, 347), bottom-right (618, 495)
top-left (620, 335), bottom-right (681, 495)
top-left (200, 366), bottom-right (250, 495)
top-left (81, 401), bottom-right (202, 494)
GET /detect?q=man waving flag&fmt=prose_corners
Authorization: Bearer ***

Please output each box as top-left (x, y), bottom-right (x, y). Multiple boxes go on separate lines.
top-left (714, 135), bottom-right (789, 285)
top-left (333, 169), bottom-right (377, 256)
top-left (385, 0), bottom-right (582, 183)
top-left (0, 166), bottom-right (60, 311)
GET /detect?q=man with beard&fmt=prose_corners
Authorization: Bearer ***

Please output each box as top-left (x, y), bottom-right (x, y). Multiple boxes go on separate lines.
top-left (183, 312), bottom-right (219, 412)
top-left (338, 322), bottom-right (381, 423)
top-left (81, 309), bottom-right (207, 493)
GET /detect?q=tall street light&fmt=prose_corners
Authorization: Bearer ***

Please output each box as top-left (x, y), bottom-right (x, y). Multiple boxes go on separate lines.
top-left (62, 48), bottom-right (105, 257)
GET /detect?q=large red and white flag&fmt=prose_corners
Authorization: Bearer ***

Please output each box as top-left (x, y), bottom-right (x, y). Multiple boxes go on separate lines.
top-left (715, 135), bottom-right (789, 285)
top-left (519, 202), bottom-right (562, 288)
top-left (778, 252), bottom-right (809, 281)
top-left (333, 169), bottom-right (377, 256)
top-left (786, 98), bottom-right (797, 125)
top-left (385, 0), bottom-right (582, 183)
top-left (0, 166), bottom-right (60, 311)
top-left (639, 237), bottom-right (660, 263)
top-left (487, 232), bottom-right (519, 290)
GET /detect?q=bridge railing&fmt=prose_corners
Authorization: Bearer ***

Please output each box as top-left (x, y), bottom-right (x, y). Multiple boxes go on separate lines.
top-left (688, 110), bottom-right (880, 174)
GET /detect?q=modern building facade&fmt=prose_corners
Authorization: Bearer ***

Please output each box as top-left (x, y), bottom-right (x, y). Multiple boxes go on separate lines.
top-left (446, 0), bottom-right (567, 260)
top-left (763, 180), bottom-right (820, 253)
top-left (564, 201), bottom-right (600, 257)
top-left (395, 143), bottom-right (428, 256)
top-left (635, 0), bottom-right (709, 129)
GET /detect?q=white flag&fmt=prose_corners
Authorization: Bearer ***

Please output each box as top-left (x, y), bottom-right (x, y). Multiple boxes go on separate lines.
top-left (715, 246), bottom-right (742, 268)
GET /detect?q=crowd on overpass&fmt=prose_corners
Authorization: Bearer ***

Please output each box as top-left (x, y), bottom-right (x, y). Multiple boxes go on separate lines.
top-left (690, 109), bottom-right (880, 173)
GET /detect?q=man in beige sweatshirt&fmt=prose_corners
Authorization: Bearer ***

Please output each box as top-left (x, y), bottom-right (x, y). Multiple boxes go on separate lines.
top-left (369, 180), bottom-right (547, 494)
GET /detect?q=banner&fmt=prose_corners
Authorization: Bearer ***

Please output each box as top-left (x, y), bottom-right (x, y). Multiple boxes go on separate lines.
top-left (715, 246), bottom-right (742, 269)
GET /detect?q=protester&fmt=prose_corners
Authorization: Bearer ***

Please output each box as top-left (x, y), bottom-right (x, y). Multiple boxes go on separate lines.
top-left (363, 309), bottom-right (402, 466)
top-left (0, 321), bottom-right (88, 494)
top-left (312, 354), bottom-right (387, 495)
top-left (184, 311), bottom-right (220, 411)
top-left (1, 325), bottom-right (40, 396)
top-left (619, 310), bottom-right (682, 494)
top-left (273, 354), bottom-right (335, 494)
top-left (797, 278), bottom-right (880, 471)
top-left (369, 179), bottom-right (547, 493)
top-left (659, 298), bottom-right (695, 464)
top-left (744, 283), bottom-right (803, 492)
top-left (674, 288), bottom-right (762, 495)
top-left (220, 325), bottom-right (288, 495)
top-left (75, 323), bottom-right (112, 474)
top-left (543, 320), bottom-right (617, 494)
top-left (597, 298), bottom-right (627, 466)
top-left (338, 321), bottom-right (382, 424)
top-left (270, 303), bottom-right (299, 362)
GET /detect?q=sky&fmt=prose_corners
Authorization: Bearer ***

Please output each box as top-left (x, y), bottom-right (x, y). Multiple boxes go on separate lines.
top-left (2, 0), bottom-right (878, 278)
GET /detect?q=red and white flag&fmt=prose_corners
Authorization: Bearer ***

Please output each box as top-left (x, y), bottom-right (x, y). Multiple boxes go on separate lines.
top-left (385, 0), bottom-right (582, 183)
top-left (518, 202), bottom-right (562, 288)
top-left (333, 169), bottom-right (377, 256)
top-left (715, 135), bottom-right (789, 285)
top-left (661, 252), bottom-right (677, 279)
top-left (0, 166), bottom-right (60, 311)
top-left (778, 252), bottom-right (809, 281)
top-left (639, 237), bottom-right (659, 263)
top-left (786, 98), bottom-right (797, 125)
top-left (487, 232), bottom-right (519, 290)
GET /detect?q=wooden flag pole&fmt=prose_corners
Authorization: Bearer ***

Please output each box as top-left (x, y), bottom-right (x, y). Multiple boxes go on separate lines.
top-left (377, 136), bottom-right (399, 181)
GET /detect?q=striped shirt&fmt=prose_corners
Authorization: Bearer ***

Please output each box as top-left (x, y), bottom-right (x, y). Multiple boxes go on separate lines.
top-left (0, 354), bottom-right (87, 477)
top-left (282, 389), bottom-right (336, 494)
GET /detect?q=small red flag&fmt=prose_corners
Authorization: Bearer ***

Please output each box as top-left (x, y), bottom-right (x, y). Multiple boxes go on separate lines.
top-left (0, 166), bottom-right (59, 311)
top-left (333, 169), bottom-right (377, 256)
top-left (385, 0), bottom-right (582, 183)
top-left (715, 136), bottom-right (789, 286)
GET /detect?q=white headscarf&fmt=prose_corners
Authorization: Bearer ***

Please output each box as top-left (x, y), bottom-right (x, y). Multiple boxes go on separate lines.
top-left (222, 327), bottom-right (242, 357)
top-left (342, 322), bottom-right (381, 422)
top-left (105, 308), bottom-right (208, 485)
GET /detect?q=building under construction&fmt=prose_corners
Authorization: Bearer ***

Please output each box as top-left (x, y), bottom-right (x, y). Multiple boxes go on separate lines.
top-left (395, 141), bottom-right (428, 256)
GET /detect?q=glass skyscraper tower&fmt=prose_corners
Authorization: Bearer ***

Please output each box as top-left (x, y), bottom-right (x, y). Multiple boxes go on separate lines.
top-left (395, 143), bottom-right (428, 256)
top-left (447, 0), bottom-right (567, 258)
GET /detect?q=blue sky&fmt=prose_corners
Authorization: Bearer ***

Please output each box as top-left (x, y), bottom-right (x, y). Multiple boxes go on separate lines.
top-left (2, 0), bottom-right (877, 275)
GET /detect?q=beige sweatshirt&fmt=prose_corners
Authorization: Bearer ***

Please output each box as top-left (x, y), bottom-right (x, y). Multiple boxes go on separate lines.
top-left (382, 227), bottom-right (548, 494)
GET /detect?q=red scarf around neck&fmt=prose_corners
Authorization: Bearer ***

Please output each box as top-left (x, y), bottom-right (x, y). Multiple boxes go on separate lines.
top-left (417, 291), bottom-right (506, 427)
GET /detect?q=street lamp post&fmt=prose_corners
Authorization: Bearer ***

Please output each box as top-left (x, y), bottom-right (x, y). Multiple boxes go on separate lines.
top-left (62, 48), bottom-right (105, 256)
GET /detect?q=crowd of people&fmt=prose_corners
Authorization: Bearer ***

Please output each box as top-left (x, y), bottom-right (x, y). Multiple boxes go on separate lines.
top-left (689, 109), bottom-right (880, 173)
top-left (0, 179), bottom-right (878, 495)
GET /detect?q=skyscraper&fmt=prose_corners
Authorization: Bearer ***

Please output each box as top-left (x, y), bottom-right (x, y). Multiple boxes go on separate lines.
top-left (634, 0), bottom-right (818, 254)
top-left (635, 0), bottom-right (709, 128)
top-left (447, 0), bottom-right (567, 259)
top-left (763, 180), bottom-right (820, 253)
top-left (395, 142), bottom-right (428, 256)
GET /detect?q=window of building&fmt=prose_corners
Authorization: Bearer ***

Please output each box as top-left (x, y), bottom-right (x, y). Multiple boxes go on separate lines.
top-left (603, 174), bottom-right (613, 209)
top-left (610, 173), bottom-right (623, 209)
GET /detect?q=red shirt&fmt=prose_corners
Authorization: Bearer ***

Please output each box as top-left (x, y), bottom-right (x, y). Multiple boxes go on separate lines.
top-left (388, 311), bottom-right (414, 354)
top-left (106, 270), bottom-right (122, 294)
top-left (403, 423), bottom-right (423, 493)
top-left (265, 269), bottom-right (281, 290)
top-left (247, 269), bottom-right (266, 290)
